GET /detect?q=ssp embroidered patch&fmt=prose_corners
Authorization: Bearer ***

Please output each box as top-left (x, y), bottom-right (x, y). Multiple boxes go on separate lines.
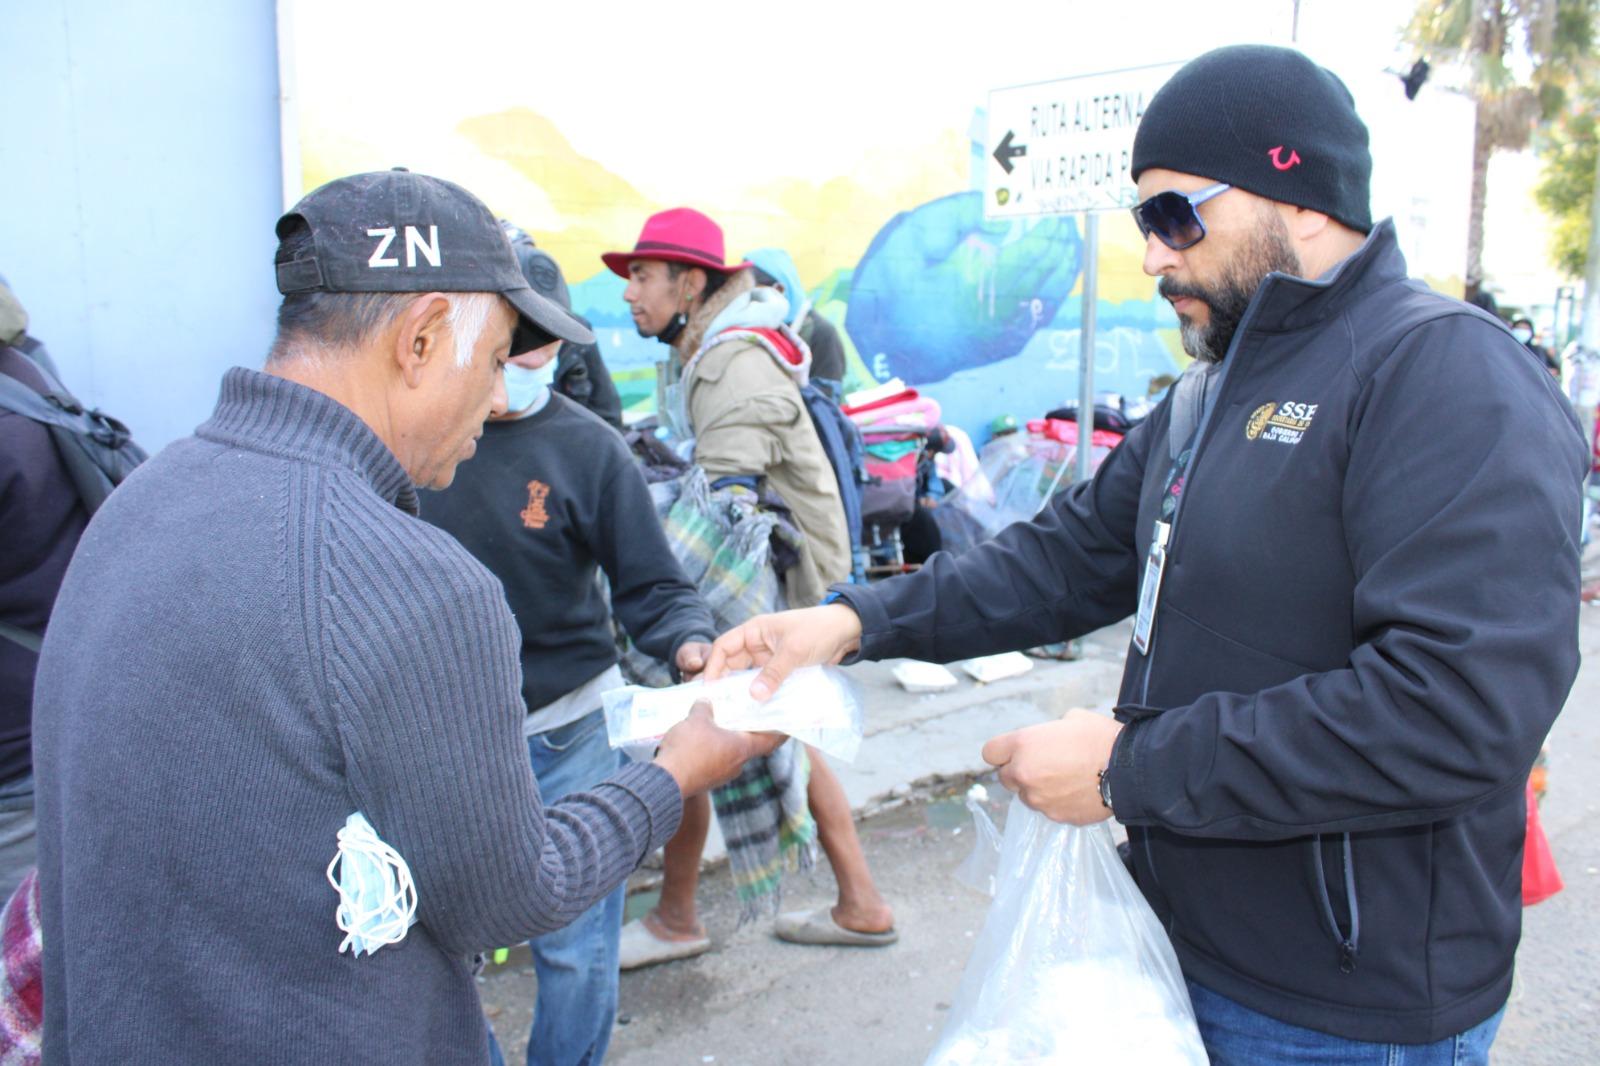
top-left (1246, 401), bottom-right (1317, 445)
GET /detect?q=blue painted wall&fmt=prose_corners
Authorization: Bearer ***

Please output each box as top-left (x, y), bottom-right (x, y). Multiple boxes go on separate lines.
top-left (0, 1), bottom-right (284, 452)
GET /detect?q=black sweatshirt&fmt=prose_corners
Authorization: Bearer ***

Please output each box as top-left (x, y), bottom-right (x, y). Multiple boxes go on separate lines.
top-left (421, 395), bottom-right (714, 714)
top-left (0, 344), bottom-right (89, 783)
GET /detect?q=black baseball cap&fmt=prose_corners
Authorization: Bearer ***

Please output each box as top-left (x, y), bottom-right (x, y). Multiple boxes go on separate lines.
top-left (274, 169), bottom-right (593, 352)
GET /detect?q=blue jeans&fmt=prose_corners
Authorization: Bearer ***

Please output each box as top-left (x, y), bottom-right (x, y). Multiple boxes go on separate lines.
top-left (488, 711), bottom-right (625, 1066)
top-left (1188, 980), bottom-right (1505, 1065)
top-left (0, 772), bottom-right (36, 904)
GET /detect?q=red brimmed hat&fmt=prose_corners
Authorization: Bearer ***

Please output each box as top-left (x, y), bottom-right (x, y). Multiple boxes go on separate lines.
top-left (602, 208), bottom-right (753, 279)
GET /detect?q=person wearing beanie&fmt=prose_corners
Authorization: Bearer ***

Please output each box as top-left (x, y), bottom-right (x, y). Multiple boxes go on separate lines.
top-left (699, 44), bottom-right (1585, 1063)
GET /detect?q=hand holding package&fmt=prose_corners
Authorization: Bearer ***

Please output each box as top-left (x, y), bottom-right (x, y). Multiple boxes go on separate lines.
top-left (603, 665), bottom-right (863, 763)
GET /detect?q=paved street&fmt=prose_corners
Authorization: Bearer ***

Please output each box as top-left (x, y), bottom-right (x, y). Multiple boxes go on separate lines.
top-left (482, 609), bottom-right (1600, 1064)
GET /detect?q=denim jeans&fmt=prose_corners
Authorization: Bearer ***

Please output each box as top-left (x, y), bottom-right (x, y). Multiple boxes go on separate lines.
top-left (0, 772), bottom-right (36, 904)
top-left (488, 710), bottom-right (625, 1066)
top-left (1188, 980), bottom-right (1506, 1065)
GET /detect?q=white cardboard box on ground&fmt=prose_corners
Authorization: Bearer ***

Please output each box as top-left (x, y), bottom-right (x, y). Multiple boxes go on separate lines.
top-left (959, 652), bottom-right (1034, 684)
top-left (892, 660), bottom-right (961, 693)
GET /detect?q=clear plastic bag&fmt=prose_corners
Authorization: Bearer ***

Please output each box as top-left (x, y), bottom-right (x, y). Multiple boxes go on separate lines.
top-left (927, 796), bottom-right (1207, 1065)
top-left (601, 665), bottom-right (864, 764)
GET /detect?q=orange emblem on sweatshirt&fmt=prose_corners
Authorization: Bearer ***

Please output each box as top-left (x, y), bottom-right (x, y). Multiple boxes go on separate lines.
top-left (520, 480), bottom-right (551, 530)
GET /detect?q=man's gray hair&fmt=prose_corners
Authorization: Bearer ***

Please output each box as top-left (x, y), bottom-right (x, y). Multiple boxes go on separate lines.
top-left (443, 292), bottom-right (496, 367)
top-left (267, 290), bottom-right (498, 369)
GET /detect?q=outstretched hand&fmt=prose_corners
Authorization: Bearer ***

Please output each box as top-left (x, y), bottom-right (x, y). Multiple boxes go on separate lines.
top-left (703, 604), bottom-right (864, 701)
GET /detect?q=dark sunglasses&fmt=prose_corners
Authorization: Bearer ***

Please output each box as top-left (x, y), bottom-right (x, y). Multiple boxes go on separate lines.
top-left (1131, 182), bottom-right (1232, 251)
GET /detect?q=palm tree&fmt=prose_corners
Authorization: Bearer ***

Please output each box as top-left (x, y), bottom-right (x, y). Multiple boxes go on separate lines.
top-left (1404, 0), bottom-right (1597, 300)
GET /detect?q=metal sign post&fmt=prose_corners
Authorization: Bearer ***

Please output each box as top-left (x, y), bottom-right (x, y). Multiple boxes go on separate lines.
top-left (1077, 214), bottom-right (1099, 483)
top-left (985, 62), bottom-right (1181, 485)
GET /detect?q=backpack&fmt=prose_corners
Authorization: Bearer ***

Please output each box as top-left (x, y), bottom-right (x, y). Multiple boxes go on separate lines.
top-left (0, 338), bottom-right (146, 513)
top-left (798, 382), bottom-right (868, 582)
top-left (704, 325), bottom-right (869, 583)
top-left (0, 338), bottom-right (147, 652)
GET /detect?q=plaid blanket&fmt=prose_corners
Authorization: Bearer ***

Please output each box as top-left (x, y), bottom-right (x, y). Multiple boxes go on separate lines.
top-left (618, 467), bottom-right (818, 917)
top-left (0, 869), bottom-right (41, 1065)
top-left (712, 740), bottom-right (816, 923)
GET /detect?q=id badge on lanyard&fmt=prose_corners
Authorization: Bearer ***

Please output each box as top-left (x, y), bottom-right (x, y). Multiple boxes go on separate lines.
top-left (1132, 359), bottom-right (1226, 667)
top-left (1132, 520), bottom-right (1170, 656)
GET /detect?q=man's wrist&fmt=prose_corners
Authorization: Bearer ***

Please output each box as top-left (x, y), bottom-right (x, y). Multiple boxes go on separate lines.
top-left (1097, 766), bottom-right (1114, 811)
top-left (820, 601), bottom-right (863, 661)
top-left (653, 750), bottom-right (694, 797)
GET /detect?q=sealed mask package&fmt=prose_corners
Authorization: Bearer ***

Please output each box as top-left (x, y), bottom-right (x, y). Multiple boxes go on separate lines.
top-left (602, 665), bottom-right (864, 763)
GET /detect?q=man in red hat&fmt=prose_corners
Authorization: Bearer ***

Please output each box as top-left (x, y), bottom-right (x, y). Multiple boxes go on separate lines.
top-left (603, 207), bottom-right (851, 608)
top-left (603, 208), bottom-right (894, 965)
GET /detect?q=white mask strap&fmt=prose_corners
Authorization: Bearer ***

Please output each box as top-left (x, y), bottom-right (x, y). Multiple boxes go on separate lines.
top-left (325, 813), bottom-right (418, 956)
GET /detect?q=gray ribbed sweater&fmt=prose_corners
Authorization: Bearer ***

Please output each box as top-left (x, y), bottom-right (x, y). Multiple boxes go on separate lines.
top-left (31, 368), bottom-right (683, 1065)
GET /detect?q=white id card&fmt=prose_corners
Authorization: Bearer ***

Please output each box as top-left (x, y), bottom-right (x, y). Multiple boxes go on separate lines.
top-left (1132, 522), bottom-right (1170, 656)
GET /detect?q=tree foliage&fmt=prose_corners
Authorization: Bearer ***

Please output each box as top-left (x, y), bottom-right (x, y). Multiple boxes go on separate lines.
top-left (1534, 85), bottom-right (1597, 278)
top-left (1407, 0), bottom-right (1595, 140)
top-left (1404, 0), bottom-right (1598, 291)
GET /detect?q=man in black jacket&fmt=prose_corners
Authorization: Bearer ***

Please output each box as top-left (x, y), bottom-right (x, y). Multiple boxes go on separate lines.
top-left (704, 46), bottom-right (1585, 1064)
top-left (0, 280), bottom-right (89, 902)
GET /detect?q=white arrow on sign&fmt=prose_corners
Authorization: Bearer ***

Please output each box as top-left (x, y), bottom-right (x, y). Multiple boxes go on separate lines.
top-left (986, 61), bottom-right (1183, 219)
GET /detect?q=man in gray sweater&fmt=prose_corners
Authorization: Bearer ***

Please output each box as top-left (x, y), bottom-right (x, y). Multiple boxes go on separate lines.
top-left (30, 170), bottom-right (774, 1065)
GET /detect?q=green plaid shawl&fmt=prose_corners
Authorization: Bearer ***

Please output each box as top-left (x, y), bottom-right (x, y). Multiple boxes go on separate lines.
top-left (619, 467), bottom-right (817, 918)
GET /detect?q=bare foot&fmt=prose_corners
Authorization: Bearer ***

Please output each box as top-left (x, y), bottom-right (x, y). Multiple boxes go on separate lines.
top-left (831, 901), bottom-right (896, 936)
top-left (643, 907), bottom-right (707, 943)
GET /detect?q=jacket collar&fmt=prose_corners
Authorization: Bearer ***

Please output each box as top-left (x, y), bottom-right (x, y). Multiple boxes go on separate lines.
top-left (674, 270), bottom-right (754, 357)
top-left (198, 367), bottom-right (419, 515)
top-left (1244, 219), bottom-right (1407, 335)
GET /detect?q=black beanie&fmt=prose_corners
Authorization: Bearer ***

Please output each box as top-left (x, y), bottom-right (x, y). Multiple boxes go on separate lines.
top-left (1131, 45), bottom-right (1373, 233)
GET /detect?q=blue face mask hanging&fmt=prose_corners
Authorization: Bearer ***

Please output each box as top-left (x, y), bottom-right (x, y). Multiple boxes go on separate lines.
top-left (325, 811), bottom-right (418, 957)
top-left (504, 360), bottom-right (558, 414)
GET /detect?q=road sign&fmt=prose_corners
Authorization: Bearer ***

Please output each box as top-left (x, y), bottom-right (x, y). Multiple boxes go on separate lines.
top-left (985, 62), bottom-right (1182, 219)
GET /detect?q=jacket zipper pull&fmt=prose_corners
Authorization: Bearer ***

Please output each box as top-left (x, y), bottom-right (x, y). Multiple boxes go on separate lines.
top-left (1338, 940), bottom-right (1357, 974)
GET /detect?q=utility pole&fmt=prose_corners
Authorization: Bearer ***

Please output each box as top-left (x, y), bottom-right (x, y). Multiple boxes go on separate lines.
top-left (1291, 0), bottom-right (1302, 43)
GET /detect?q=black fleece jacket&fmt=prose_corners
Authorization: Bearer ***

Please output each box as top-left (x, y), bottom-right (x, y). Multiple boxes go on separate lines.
top-left (0, 344), bottom-right (88, 783)
top-left (834, 222), bottom-right (1586, 1043)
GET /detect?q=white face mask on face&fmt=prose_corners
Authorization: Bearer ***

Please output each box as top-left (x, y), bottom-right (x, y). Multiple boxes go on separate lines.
top-left (503, 359), bottom-right (559, 414)
top-left (1512, 327), bottom-right (1533, 344)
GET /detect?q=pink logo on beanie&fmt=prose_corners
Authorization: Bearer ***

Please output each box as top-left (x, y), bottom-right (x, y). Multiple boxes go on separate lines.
top-left (1268, 146), bottom-right (1303, 171)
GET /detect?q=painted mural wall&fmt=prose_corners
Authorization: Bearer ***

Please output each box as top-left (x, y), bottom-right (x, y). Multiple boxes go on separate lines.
top-left (287, 1), bottom-right (1471, 447)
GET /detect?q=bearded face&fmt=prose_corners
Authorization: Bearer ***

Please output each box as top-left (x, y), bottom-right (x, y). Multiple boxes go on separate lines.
top-left (1158, 207), bottom-right (1303, 364)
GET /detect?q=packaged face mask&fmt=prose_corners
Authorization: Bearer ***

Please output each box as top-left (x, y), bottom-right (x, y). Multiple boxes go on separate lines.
top-left (504, 360), bottom-right (558, 414)
top-left (325, 811), bottom-right (418, 957)
top-left (602, 665), bottom-right (865, 763)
